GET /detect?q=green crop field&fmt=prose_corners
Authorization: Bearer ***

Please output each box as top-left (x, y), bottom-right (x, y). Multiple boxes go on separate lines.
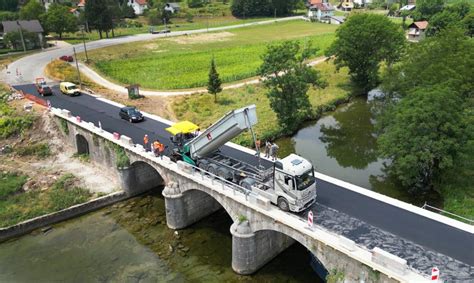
top-left (82, 20), bottom-right (338, 90)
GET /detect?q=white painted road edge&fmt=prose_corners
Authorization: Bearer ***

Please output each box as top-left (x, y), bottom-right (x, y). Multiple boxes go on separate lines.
top-left (95, 95), bottom-right (474, 234)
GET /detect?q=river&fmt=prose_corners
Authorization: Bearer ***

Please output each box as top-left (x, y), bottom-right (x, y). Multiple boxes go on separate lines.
top-left (0, 191), bottom-right (322, 282)
top-left (276, 90), bottom-right (440, 205)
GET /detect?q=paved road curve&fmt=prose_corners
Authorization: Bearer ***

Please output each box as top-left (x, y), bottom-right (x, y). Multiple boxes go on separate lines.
top-left (12, 84), bottom-right (474, 281)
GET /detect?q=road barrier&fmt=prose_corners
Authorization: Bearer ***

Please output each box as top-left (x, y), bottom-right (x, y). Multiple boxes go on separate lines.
top-left (22, 91), bottom-right (48, 107)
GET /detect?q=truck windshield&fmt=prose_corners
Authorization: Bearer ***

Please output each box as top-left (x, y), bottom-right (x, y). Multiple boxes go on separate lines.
top-left (295, 169), bottom-right (315, 191)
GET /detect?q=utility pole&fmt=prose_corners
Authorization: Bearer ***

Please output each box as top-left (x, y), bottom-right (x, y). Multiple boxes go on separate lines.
top-left (81, 26), bottom-right (89, 63)
top-left (16, 21), bottom-right (26, 52)
top-left (73, 47), bottom-right (82, 90)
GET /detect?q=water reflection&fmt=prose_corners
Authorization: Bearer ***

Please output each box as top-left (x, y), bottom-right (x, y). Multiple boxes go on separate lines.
top-left (319, 98), bottom-right (378, 170)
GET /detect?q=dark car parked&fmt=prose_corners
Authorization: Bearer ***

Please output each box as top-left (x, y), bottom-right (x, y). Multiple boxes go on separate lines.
top-left (119, 107), bottom-right (144, 123)
top-left (37, 84), bottom-right (53, 96)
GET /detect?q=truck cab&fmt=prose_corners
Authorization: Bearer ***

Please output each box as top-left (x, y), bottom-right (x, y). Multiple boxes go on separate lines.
top-left (273, 154), bottom-right (316, 212)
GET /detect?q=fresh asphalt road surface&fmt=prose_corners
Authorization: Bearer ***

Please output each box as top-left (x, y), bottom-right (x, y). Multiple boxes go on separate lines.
top-left (14, 84), bottom-right (474, 267)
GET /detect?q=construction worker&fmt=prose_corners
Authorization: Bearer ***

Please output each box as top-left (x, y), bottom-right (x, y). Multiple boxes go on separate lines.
top-left (255, 139), bottom-right (261, 156)
top-left (265, 141), bottom-right (271, 158)
top-left (158, 142), bottom-right (165, 159)
top-left (143, 134), bottom-right (149, 151)
top-left (270, 142), bottom-right (279, 161)
top-left (153, 140), bottom-right (161, 157)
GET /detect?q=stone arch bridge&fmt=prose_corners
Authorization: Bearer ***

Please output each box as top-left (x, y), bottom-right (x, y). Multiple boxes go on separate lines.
top-left (54, 108), bottom-right (429, 283)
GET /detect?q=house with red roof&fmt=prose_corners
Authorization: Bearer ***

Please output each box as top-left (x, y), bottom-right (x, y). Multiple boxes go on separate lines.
top-left (127, 0), bottom-right (148, 15)
top-left (308, 1), bottom-right (335, 22)
top-left (407, 21), bottom-right (429, 42)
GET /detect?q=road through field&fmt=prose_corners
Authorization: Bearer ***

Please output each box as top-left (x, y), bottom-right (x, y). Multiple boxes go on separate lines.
top-left (76, 56), bottom-right (328, 96)
top-left (0, 16), bottom-right (303, 93)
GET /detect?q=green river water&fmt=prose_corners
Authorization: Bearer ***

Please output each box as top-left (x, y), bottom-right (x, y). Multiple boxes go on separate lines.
top-left (0, 192), bottom-right (322, 283)
top-left (276, 92), bottom-right (440, 205)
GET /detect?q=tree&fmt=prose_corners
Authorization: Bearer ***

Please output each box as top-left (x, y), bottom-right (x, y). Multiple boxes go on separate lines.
top-left (463, 11), bottom-right (474, 37)
top-left (426, 10), bottom-right (462, 36)
top-left (19, 0), bottom-right (45, 21)
top-left (231, 0), bottom-right (299, 18)
top-left (42, 4), bottom-right (78, 39)
top-left (259, 41), bottom-right (326, 133)
top-left (377, 85), bottom-right (467, 194)
top-left (0, 0), bottom-right (18, 12)
top-left (3, 30), bottom-right (40, 50)
top-left (147, 8), bottom-right (162, 25)
top-left (0, 11), bottom-right (19, 21)
top-left (382, 27), bottom-right (474, 99)
top-left (85, 0), bottom-right (113, 39)
top-left (207, 58), bottom-right (223, 103)
top-left (188, 0), bottom-right (206, 8)
top-left (426, 2), bottom-right (471, 36)
top-left (412, 0), bottom-right (444, 21)
top-left (326, 14), bottom-right (405, 93)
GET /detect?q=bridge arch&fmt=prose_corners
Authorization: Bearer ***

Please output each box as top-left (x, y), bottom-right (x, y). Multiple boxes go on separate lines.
top-left (76, 134), bottom-right (89, 155)
top-left (252, 228), bottom-right (328, 279)
top-left (182, 188), bottom-right (236, 220)
top-left (129, 161), bottom-right (166, 193)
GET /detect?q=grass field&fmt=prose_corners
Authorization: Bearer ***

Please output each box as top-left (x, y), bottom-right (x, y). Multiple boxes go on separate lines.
top-left (60, 16), bottom-right (278, 44)
top-left (82, 20), bottom-right (337, 90)
top-left (0, 173), bottom-right (92, 227)
top-left (172, 61), bottom-right (351, 146)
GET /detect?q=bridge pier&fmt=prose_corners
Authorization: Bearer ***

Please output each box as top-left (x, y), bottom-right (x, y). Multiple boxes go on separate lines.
top-left (231, 220), bottom-right (294, 275)
top-left (162, 182), bottom-right (222, 229)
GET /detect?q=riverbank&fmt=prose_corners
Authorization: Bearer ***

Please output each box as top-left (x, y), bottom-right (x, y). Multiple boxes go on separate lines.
top-left (173, 60), bottom-right (352, 146)
top-left (0, 84), bottom-right (120, 229)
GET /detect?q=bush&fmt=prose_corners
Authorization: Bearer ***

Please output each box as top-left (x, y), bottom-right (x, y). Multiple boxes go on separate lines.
top-left (16, 142), bottom-right (51, 158)
top-left (115, 146), bottom-right (130, 168)
top-left (0, 115), bottom-right (35, 138)
top-left (0, 172), bottom-right (27, 200)
top-left (48, 174), bottom-right (91, 211)
top-left (59, 118), bottom-right (69, 135)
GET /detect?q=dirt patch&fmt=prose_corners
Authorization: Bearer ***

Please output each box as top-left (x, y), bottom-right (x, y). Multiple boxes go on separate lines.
top-left (0, 104), bottom-right (119, 195)
top-left (44, 61), bottom-right (177, 121)
top-left (166, 32), bottom-right (235, 45)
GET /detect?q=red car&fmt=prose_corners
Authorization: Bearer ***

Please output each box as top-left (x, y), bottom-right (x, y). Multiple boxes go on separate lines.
top-left (59, 55), bottom-right (73, 62)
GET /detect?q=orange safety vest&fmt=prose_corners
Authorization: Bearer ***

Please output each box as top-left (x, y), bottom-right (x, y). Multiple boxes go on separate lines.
top-left (153, 141), bottom-right (161, 150)
top-left (158, 143), bottom-right (165, 153)
top-left (144, 135), bottom-right (149, 145)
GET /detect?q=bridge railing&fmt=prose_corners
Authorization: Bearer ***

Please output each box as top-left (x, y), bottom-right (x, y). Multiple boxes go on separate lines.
top-left (180, 160), bottom-right (260, 201)
top-left (422, 202), bottom-right (474, 225)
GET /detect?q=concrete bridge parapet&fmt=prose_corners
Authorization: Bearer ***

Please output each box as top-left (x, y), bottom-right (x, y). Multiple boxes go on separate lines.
top-left (50, 108), bottom-right (431, 283)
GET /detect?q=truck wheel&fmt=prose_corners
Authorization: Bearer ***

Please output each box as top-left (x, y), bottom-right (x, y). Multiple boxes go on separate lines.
top-left (217, 167), bottom-right (231, 180)
top-left (198, 160), bottom-right (208, 171)
top-left (277, 198), bottom-right (289, 212)
top-left (207, 164), bottom-right (218, 177)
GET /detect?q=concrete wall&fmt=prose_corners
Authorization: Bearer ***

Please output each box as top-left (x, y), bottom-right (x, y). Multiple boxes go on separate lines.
top-left (0, 192), bottom-right (127, 242)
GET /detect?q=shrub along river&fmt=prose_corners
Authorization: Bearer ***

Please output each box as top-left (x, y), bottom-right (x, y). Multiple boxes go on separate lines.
top-left (0, 90), bottom-right (438, 282)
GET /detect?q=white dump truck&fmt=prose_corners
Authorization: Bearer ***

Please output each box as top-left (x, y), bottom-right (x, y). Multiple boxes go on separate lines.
top-left (167, 105), bottom-right (316, 212)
